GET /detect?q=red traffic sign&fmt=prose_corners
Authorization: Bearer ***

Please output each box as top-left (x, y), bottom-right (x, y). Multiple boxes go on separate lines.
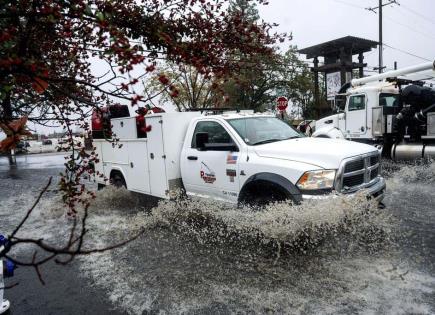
top-left (276, 96), bottom-right (288, 111)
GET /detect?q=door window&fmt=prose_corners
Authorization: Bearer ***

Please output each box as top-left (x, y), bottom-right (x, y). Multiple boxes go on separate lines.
top-left (348, 95), bottom-right (366, 111)
top-left (191, 121), bottom-right (232, 148)
top-left (379, 93), bottom-right (399, 107)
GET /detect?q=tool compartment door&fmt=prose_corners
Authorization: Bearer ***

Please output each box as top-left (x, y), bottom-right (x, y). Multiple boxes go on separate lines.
top-left (127, 140), bottom-right (150, 193)
top-left (146, 116), bottom-right (169, 198)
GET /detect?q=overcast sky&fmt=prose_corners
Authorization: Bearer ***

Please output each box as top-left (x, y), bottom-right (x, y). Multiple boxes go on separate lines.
top-left (259, 0), bottom-right (435, 70)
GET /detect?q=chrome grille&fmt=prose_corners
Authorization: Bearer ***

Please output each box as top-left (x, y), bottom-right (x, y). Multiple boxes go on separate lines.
top-left (344, 159), bottom-right (364, 173)
top-left (370, 168), bottom-right (378, 180)
top-left (343, 173), bottom-right (364, 187)
top-left (370, 155), bottom-right (379, 166)
top-left (336, 152), bottom-right (381, 193)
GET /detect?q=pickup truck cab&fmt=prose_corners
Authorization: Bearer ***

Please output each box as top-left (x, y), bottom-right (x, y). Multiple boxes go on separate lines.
top-left (93, 110), bottom-right (386, 205)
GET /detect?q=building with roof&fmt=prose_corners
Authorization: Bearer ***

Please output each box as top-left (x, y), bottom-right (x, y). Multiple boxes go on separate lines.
top-left (299, 36), bottom-right (378, 117)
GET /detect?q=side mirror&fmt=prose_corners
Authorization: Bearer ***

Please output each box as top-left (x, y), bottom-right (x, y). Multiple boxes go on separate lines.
top-left (196, 132), bottom-right (209, 150)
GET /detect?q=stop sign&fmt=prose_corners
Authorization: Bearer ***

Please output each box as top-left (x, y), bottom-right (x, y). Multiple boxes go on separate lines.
top-left (276, 96), bottom-right (288, 111)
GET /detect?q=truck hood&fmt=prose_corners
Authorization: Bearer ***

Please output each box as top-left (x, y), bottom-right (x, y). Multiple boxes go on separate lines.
top-left (315, 114), bottom-right (338, 127)
top-left (253, 137), bottom-right (377, 169)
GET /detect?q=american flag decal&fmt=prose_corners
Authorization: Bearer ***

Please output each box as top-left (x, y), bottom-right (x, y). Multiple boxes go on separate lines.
top-left (226, 154), bottom-right (238, 164)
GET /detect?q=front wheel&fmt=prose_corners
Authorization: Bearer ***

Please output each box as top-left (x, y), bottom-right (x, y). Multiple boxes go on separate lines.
top-left (239, 182), bottom-right (291, 209)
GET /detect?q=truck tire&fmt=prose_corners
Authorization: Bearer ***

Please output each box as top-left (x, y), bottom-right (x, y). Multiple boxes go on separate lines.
top-left (110, 171), bottom-right (126, 189)
top-left (239, 181), bottom-right (290, 208)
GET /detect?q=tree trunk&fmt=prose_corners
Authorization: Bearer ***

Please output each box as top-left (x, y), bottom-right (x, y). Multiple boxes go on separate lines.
top-left (8, 149), bottom-right (17, 166)
top-left (1, 91), bottom-right (17, 166)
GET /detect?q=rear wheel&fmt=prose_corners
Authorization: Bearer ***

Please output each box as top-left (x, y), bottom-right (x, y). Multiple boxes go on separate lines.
top-left (110, 172), bottom-right (126, 188)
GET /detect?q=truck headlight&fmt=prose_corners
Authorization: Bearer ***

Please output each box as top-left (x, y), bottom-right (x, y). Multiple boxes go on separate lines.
top-left (296, 170), bottom-right (336, 190)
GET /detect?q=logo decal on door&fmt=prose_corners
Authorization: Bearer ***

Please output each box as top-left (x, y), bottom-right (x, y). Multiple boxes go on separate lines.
top-left (200, 162), bottom-right (216, 184)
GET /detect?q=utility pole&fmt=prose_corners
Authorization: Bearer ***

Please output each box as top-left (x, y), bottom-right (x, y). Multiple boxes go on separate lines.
top-left (379, 0), bottom-right (383, 73)
top-left (366, 0), bottom-right (400, 73)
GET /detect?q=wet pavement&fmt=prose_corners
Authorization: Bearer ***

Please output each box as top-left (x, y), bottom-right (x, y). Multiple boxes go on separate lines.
top-left (0, 154), bottom-right (123, 314)
top-left (0, 153), bottom-right (435, 314)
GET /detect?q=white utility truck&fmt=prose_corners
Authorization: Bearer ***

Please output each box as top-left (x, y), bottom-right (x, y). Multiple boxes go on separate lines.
top-left (92, 107), bottom-right (385, 205)
top-left (313, 60), bottom-right (435, 161)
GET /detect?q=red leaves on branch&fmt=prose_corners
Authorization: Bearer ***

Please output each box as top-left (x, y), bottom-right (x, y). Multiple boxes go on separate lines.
top-left (32, 77), bottom-right (49, 94)
top-left (146, 65), bottom-right (156, 72)
top-left (0, 0), bottom-right (285, 211)
top-left (0, 117), bottom-right (32, 152)
top-left (158, 74), bottom-right (170, 85)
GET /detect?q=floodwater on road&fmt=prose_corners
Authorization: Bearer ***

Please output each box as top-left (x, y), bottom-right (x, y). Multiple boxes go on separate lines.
top-left (0, 152), bottom-right (66, 171)
top-left (1, 153), bottom-right (435, 314)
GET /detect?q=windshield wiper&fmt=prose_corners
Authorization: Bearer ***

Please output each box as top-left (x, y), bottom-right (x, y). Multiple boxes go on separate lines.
top-left (284, 136), bottom-right (300, 140)
top-left (252, 136), bottom-right (300, 146)
top-left (252, 139), bottom-right (282, 145)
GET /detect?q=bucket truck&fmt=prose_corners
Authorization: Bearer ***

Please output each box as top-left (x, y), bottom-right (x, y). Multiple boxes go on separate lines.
top-left (313, 60), bottom-right (435, 161)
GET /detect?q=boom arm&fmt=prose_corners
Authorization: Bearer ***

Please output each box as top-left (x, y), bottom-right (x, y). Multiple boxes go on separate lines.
top-left (351, 60), bottom-right (435, 87)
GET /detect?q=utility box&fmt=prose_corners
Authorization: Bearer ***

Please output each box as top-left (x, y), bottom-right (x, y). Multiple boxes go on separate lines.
top-left (94, 112), bottom-right (201, 199)
top-left (111, 117), bottom-right (137, 139)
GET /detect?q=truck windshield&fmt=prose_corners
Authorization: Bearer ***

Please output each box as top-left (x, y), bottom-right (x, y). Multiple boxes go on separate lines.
top-left (227, 117), bottom-right (303, 145)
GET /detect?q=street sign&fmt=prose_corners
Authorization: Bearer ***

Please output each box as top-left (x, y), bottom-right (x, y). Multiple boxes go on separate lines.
top-left (276, 96), bottom-right (288, 111)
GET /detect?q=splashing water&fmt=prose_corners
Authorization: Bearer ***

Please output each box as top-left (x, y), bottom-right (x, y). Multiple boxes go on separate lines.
top-left (1, 160), bottom-right (434, 314)
top-left (75, 184), bottom-right (430, 314)
top-left (140, 192), bottom-right (393, 256)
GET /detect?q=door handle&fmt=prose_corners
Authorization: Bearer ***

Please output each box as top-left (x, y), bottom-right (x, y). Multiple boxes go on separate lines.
top-left (187, 156), bottom-right (198, 160)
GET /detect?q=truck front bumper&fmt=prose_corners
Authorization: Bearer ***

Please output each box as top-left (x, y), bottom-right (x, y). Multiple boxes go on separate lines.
top-left (301, 177), bottom-right (386, 202)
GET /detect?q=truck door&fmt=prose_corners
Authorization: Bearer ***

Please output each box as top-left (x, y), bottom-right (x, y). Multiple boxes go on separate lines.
top-left (345, 94), bottom-right (367, 137)
top-left (181, 120), bottom-right (240, 202)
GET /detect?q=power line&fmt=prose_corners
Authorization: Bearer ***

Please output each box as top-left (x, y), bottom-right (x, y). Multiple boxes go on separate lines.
top-left (365, 0), bottom-right (400, 13)
top-left (332, 0), bottom-right (433, 68)
top-left (331, 0), bottom-right (365, 10)
top-left (384, 15), bottom-right (435, 41)
top-left (399, 3), bottom-right (435, 26)
top-left (383, 43), bottom-right (432, 62)
top-left (365, 1), bottom-right (435, 40)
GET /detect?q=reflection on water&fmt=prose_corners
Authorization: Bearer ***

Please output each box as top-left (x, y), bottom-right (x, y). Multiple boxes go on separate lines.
top-left (0, 152), bottom-right (67, 171)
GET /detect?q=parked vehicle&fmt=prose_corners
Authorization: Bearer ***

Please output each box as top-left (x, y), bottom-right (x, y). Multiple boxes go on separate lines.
top-left (313, 60), bottom-right (435, 161)
top-left (92, 106), bottom-right (385, 205)
top-left (15, 140), bottom-right (30, 153)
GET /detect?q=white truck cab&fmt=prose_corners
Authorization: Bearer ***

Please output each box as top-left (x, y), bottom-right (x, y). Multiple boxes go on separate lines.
top-left (93, 110), bottom-right (386, 205)
top-left (313, 60), bottom-right (435, 161)
top-left (315, 82), bottom-right (399, 141)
